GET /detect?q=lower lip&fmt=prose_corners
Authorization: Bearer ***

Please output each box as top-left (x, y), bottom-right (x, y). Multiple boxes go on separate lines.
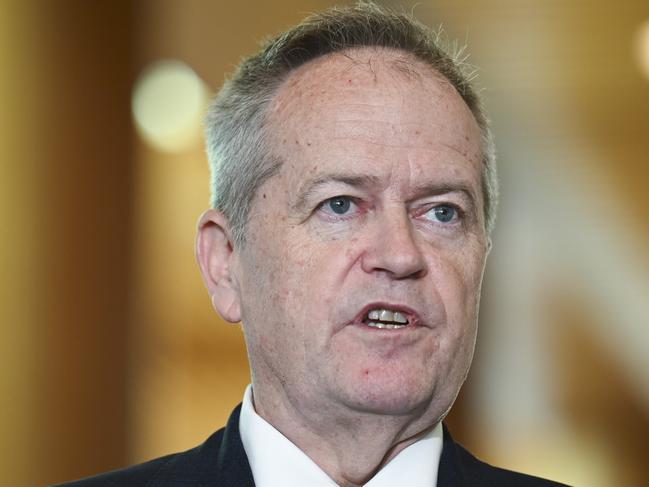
top-left (365, 322), bottom-right (408, 330)
top-left (352, 321), bottom-right (423, 333)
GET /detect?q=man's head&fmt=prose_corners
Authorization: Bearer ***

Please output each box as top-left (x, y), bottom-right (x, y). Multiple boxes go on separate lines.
top-left (197, 2), bottom-right (495, 439)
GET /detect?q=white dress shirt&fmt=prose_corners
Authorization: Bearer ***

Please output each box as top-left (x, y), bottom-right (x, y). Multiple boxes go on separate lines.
top-left (239, 385), bottom-right (443, 487)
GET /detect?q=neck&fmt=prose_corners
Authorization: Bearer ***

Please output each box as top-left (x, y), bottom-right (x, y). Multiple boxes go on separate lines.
top-left (251, 384), bottom-right (441, 487)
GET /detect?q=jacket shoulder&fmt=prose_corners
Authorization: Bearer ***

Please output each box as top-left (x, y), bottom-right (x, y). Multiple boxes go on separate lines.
top-left (53, 405), bottom-right (253, 487)
top-left (53, 428), bottom-right (227, 487)
top-left (52, 451), bottom-right (180, 487)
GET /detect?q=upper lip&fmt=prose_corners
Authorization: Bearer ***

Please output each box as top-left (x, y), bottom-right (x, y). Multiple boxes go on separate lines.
top-left (352, 302), bottom-right (423, 327)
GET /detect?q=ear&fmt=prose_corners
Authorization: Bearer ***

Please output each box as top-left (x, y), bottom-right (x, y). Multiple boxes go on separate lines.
top-left (195, 209), bottom-right (242, 323)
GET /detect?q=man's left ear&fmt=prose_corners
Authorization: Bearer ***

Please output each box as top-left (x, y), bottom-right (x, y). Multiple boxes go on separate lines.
top-left (195, 209), bottom-right (242, 323)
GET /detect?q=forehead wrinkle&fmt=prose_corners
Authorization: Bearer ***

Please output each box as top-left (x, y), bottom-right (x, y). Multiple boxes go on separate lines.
top-left (330, 134), bottom-right (423, 150)
top-left (330, 119), bottom-right (479, 156)
top-left (437, 141), bottom-right (481, 161)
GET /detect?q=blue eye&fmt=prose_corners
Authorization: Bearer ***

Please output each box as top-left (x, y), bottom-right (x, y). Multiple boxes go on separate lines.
top-left (327, 196), bottom-right (352, 215)
top-left (431, 204), bottom-right (456, 223)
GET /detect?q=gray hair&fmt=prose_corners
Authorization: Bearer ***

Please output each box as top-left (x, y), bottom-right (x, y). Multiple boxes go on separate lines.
top-left (205, 2), bottom-right (497, 247)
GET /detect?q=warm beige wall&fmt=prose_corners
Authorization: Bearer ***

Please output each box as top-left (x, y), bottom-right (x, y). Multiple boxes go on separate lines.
top-left (1, 1), bottom-right (135, 484)
top-left (1, 3), bottom-right (41, 484)
top-left (3, 1), bottom-right (648, 485)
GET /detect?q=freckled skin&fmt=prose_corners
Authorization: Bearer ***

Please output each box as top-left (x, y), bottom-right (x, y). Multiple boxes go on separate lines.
top-left (229, 48), bottom-right (488, 486)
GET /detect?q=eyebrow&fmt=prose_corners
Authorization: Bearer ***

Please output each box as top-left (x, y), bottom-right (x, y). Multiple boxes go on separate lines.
top-left (292, 173), bottom-right (381, 211)
top-left (410, 182), bottom-right (478, 208)
top-left (413, 183), bottom-right (480, 220)
top-left (292, 172), bottom-right (479, 213)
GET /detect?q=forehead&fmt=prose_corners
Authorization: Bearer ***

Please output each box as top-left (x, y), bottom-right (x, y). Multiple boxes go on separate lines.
top-left (264, 47), bottom-right (483, 196)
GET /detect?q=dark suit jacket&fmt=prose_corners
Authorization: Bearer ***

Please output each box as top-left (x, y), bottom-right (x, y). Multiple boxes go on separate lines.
top-left (55, 405), bottom-right (568, 486)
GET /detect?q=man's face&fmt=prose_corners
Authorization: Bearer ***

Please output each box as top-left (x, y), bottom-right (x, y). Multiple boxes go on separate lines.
top-left (232, 49), bottom-right (488, 423)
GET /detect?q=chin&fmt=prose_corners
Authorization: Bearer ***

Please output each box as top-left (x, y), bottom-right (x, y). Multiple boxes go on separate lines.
top-left (337, 373), bottom-right (443, 417)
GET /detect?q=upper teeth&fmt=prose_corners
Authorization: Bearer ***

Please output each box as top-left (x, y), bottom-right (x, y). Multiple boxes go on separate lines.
top-left (367, 308), bottom-right (408, 324)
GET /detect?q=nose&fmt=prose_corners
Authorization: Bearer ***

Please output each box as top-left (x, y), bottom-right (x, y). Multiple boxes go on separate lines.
top-left (360, 209), bottom-right (427, 279)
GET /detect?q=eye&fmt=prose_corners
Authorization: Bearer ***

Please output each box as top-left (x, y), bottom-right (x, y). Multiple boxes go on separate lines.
top-left (326, 196), bottom-right (353, 215)
top-left (428, 204), bottom-right (458, 223)
top-left (315, 195), bottom-right (362, 221)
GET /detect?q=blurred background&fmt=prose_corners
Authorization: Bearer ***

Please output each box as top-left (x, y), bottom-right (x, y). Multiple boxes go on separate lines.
top-left (2, 0), bottom-right (649, 485)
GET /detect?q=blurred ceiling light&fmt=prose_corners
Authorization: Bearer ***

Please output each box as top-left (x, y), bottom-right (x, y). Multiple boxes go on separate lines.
top-left (132, 60), bottom-right (208, 153)
top-left (636, 20), bottom-right (649, 80)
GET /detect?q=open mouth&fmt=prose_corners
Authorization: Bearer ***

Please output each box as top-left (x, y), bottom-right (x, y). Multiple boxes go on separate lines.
top-left (362, 307), bottom-right (411, 330)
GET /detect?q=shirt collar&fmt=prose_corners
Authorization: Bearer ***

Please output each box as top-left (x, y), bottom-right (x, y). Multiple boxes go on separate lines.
top-left (239, 384), bottom-right (443, 487)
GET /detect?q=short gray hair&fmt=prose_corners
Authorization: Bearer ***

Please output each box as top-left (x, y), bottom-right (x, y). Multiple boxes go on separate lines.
top-left (205, 2), bottom-right (497, 247)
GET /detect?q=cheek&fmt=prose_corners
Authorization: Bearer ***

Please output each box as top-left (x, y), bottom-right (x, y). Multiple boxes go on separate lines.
top-left (431, 250), bottom-right (483, 374)
top-left (289, 232), bottom-right (360, 287)
top-left (245, 234), bottom-right (327, 330)
top-left (434, 243), bottom-right (486, 321)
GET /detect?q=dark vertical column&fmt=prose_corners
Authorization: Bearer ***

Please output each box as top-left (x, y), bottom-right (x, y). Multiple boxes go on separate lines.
top-left (22, 1), bottom-right (136, 484)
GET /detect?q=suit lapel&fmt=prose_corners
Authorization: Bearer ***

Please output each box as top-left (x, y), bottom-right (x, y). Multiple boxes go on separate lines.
top-left (437, 424), bottom-right (467, 487)
top-left (213, 404), bottom-right (255, 486)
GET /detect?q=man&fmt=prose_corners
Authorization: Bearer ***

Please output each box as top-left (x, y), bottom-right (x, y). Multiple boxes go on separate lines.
top-left (59, 3), bottom-right (567, 486)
